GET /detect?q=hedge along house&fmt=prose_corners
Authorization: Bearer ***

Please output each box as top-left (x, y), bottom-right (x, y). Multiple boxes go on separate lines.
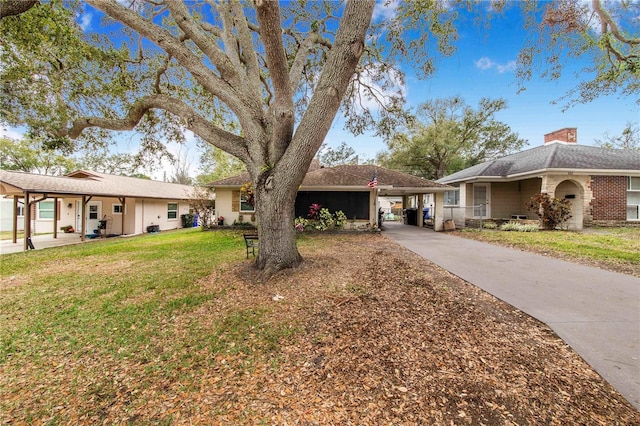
top-left (0, 169), bottom-right (203, 251)
top-left (437, 128), bottom-right (640, 230)
top-left (206, 161), bottom-right (453, 230)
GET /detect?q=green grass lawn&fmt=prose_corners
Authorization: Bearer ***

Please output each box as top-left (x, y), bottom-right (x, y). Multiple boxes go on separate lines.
top-left (458, 226), bottom-right (640, 272)
top-left (1, 228), bottom-right (307, 421)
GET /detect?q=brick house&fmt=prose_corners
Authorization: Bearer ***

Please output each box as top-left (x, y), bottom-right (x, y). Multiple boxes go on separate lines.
top-left (437, 128), bottom-right (640, 230)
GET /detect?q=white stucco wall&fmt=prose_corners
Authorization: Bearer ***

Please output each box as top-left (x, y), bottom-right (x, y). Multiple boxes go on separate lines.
top-left (0, 199), bottom-right (24, 232)
top-left (4, 196), bottom-right (192, 236)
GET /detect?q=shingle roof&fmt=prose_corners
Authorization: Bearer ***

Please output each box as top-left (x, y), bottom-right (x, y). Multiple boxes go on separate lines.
top-left (438, 143), bottom-right (640, 184)
top-left (206, 164), bottom-right (451, 191)
top-left (0, 169), bottom-right (197, 200)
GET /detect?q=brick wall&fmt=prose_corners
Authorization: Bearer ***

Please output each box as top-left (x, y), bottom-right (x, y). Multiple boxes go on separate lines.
top-left (590, 176), bottom-right (627, 220)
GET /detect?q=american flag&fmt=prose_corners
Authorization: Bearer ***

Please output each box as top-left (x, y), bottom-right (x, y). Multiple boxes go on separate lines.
top-left (367, 170), bottom-right (377, 189)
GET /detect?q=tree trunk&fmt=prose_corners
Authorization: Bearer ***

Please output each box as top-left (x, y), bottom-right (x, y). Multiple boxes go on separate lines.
top-left (253, 170), bottom-right (302, 280)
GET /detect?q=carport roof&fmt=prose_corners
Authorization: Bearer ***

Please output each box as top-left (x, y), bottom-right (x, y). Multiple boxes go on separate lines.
top-left (0, 169), bottom-right (197, 200)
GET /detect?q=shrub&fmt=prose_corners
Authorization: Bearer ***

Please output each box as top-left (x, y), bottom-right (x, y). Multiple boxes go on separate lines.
top-left (482, 222), bottom-right (498, 230)
top-left (526, 193), bottom-right (572, 230)
top-left (294, 217), bottom-right (308, 232)
top-left (500, 222), bottom-right (539, 232)
top-left (308, 203), bottom-right (322, 220)
top-left (296, 205), bottom-right (348, 232)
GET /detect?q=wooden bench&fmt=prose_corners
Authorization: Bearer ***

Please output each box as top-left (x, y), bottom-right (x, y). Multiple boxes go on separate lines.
top-left (243, 233), bottom-right (259, 258)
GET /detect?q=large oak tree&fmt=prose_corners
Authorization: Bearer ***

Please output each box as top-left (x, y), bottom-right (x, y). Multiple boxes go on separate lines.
top-left (0, 0), bottom-right (391, 279)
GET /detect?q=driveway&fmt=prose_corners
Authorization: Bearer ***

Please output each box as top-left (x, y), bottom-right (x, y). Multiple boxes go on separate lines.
top-left (382, 221), bottom-right (640, 410)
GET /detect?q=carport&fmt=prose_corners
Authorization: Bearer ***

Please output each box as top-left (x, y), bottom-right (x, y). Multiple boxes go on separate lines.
top-left (0, 171), bottom-right (131, 251)
top-left (0, 169), bottom-right (199, 252)
top-left (327, 165), bottom-right (454, 231)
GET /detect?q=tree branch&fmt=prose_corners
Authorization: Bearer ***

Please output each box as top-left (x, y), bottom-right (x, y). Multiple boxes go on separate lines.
top-left (86, 0), bottom-right (246, 118)
top-left (592, 0), bottom-right (640, 45)
top-left (228, 0), bottom-right (262, 98)
top-left (289, 32), bottom-right (332, 89)
top-left (56, 94), bottom-right (251, 163)
top-left (255, 0), bottom-right (295, 164)
top-left (0, 0), bottom-right (38, 19)
top-left (164, 0), bottom-right (238, 84)
top-left (286, 0), bottom-right (375, 176)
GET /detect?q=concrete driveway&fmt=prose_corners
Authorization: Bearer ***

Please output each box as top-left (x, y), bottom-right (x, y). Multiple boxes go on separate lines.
top-left (382, 220), bottom-right (640, 410)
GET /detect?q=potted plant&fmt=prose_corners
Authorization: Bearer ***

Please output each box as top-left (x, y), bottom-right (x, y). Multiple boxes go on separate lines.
top-left (217, 216), bottom-right (225, 226)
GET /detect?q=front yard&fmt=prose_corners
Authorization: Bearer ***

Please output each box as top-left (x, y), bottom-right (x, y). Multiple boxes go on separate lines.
top-left (1, 228), bottom-right (638, 424)
top-left (454, 226), bottom-right (640, 277)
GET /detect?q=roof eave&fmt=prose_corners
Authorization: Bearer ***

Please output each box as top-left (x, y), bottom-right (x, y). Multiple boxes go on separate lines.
top-left (441, 167), bottom-right (640, 184)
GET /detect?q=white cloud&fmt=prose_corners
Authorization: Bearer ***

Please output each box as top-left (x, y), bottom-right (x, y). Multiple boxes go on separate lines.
top-left (373, 0), bottom-right (398, 22)
top-left (475, 57), bottom-right (494, 70)
top-left (78, 12), bottom-right (92, 31)
top-left (497, 61), bottom-right (517, 73)
top-left (475, 57), bottom-right (516, 74)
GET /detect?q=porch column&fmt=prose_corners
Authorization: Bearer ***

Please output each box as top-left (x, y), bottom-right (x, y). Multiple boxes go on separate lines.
top-left (12, 195), bottom-right (18, 244)
top-left (119, 197), bottom-right (126, 235)
top-left (417, 194), bottom-right (424, 227)
top-left (402, 195), bottom-right (408, 223)
top-left (23, 192), bottom-right (30, 251)
top-left (369, 190), bottom-right (378, 227)
top-left (434, 192), bottom-right (445, 232)
top-left (53, 197), bottom-right (58, 239)
top-left (81, 195), bottom-right (87, 242)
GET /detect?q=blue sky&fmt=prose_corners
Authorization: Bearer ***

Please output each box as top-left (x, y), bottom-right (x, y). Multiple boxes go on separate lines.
top-left (2, 1), bottom-right (637, 179)
top-left (325, 2), bottom-right (639, 163)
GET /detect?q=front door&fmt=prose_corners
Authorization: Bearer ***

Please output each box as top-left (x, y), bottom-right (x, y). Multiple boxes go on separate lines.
top-left (473, 184), bottom-right (491, 218)
top-left (86, 201), bottom-right (102, 233)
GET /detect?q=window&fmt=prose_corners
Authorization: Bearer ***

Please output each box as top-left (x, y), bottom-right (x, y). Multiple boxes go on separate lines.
top-left (113, 204), bottom-right (123, 214)
top-left (38, 201), bottom-right (55, 219)
top-left (628, 178), bottom-right (640, 221)
top-left (89, 205), bottom-right (98, 220)
top-left (443, 190), bottom-right (460, 206)
top-left (240, 191), bottom-right (255, 212)
top-left (168, 203), bottom-right (178, 220)
top-left (16, 204), bottom-right (24, 217)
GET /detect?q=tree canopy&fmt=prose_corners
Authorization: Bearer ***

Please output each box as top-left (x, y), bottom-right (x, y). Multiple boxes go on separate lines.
top-left (518, 0), bottom-right (639, 108)
top-left (0, 135), bottom-right (155, 176)
top-left (0, 136), bottom-right (76, 175)
top-left (317, 142), bottom-right (359, 167)
top-left (377, 97), bottom-right (525, 180)
top-left (595, 122), bottom-right (640, 150)
top-left (195, 143), bottom-right (245, 185)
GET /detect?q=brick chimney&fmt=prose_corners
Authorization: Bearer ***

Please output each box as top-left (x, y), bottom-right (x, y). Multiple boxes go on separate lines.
top-left (544, 128), bottom-right (577, 144)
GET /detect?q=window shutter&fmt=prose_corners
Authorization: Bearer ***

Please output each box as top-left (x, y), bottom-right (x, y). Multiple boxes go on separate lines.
top-left (232, 190), bottom-right (239, 212)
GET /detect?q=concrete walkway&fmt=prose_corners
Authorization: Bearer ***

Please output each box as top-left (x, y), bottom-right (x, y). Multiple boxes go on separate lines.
top-left (382, 221), bottom-right (640, 410)
top-left (1, 232), bottom-right (91, 255)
